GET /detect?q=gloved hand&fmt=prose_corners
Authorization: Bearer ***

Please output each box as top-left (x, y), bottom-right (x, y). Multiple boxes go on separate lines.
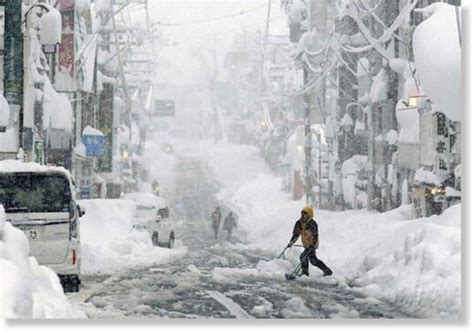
top-left (287, 242), bottom-right (293, 248)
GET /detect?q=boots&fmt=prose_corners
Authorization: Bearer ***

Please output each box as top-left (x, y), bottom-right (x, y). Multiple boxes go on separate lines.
top-left (323, 267), bottom-right (333, 276)
top-left (301, 264), bottom-right (309, 276)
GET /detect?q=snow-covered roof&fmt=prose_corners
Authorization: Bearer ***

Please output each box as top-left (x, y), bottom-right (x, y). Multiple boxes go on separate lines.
top-left (122, 192), bottom-right (168, 209)
top-left (0, 159), bottom-right (70, 178)
top-left (413, 3), bottom-right (461, 122)
top-left (414, 167), bottom-right (447, 185)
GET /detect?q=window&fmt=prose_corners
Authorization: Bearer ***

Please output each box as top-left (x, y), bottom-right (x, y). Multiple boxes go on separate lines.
top-left (0, 173), bottom-right (71, 213)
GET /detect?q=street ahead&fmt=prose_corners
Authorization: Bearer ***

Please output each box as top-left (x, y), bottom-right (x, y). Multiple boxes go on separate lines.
top-left (69, 153), bottom-right (411, 319)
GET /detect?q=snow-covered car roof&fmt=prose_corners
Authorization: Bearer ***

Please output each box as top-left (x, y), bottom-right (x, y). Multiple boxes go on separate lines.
top-left (0, 159), bottom-right (71, 179)
top-left (122, 192), bottom-right (168, 209)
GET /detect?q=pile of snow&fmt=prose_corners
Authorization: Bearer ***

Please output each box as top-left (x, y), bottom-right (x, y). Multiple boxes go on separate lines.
top-left (0, 206), bottom-right (85, 318)
top-left (201, 142), bottom-right (460, 318)
top-left (78, 199), bottom-right (186, 275)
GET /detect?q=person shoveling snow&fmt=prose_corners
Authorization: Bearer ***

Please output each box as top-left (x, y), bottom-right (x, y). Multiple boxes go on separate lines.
top-left (285, 206), bottom-right (332, 280)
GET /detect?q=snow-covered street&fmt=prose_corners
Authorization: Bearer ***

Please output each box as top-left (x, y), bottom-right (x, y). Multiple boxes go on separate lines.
top-left (1, 0), bottom-right (464, 323)
top-left (68, 151), bottom-right (411, 319)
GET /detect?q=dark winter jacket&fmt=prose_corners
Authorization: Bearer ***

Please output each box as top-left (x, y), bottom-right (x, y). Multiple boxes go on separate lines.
top-left (290, 207), bottom-right (319, 249)
top-left (212, 210), bottom-right (222, 225)
top-left (223, 214), bottom-right (236, 230)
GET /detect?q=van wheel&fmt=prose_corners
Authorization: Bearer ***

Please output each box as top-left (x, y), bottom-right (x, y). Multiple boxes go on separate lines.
top-left (168, 232), bottom-right (175, 249)
top-left (70, 275), bottom-right (81, 292)
top-left (60, 275), bottom-right (81, 293)
top-left (152, 232), bottom-right (159, 246)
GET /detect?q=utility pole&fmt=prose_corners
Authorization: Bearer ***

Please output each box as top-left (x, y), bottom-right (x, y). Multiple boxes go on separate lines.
top-left (111, 7), bottom-right (132, 131)
top-left (3, 0), bottom-right (24, 150)
top-left (304, 0), bottom-right (328, 207)
top-left (212, 33), bottom-right (219, 143)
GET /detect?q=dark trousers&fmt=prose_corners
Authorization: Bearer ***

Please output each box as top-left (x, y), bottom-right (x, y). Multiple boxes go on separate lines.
top-left (212, 222), bottom-right (220, 238)
top-left (300, 247), bottom-right (331, 273)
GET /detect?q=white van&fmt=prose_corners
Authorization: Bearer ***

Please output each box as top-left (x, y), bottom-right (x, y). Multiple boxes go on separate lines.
top-left (123, 192), bottom-right (175, 248)
top-left (0, 160), bottom-right (84, 292)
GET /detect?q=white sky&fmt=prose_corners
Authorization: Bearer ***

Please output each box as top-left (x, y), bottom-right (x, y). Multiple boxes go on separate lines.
top-left (129, 0), bottom-right (289, 84)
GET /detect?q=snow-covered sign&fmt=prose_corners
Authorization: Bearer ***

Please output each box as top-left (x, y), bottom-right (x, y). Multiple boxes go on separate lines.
top-left (413, 3), bottom-right (461, 122)
top-left (82, 126), bottom-right (105, 157)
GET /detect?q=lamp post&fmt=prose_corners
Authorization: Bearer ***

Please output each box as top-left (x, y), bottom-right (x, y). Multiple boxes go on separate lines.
top-left (22, 3), bottom-right (61, 164)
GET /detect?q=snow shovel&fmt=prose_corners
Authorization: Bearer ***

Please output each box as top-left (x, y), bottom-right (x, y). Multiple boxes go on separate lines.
top-left (277, 245), bottom-right (289, 260)
top-left (277, 244), bottom-right (303, 260)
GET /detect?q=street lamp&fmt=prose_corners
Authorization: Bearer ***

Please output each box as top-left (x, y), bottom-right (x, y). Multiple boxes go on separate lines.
top-left (24, 3), bottom-right (62, 54)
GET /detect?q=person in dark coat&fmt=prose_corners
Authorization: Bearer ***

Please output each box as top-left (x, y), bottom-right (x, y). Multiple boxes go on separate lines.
top-left (211, 206), bottom-right (222, 239)
top-left (222, 211), bottom-right (237, 240)
top-left (287, 206), bottom-right (333, 276)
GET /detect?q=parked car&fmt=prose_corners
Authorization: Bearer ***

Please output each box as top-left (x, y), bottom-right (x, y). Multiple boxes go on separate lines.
top-left (123, 192), bottom-right (175, 248)
top-left (0, 160), bottom-right (84, 292)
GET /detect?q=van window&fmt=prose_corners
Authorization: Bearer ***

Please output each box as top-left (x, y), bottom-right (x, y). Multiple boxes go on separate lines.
top-left (0, 173), bottom-right (71, 213)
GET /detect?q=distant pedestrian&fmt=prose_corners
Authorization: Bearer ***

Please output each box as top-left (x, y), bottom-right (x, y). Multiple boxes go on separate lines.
top-left (222, 211), bottom-right (237, 240)
top-left (211, 206), bottom-right (222, 239)
top-left (287, 206), bottom-right (332, 277)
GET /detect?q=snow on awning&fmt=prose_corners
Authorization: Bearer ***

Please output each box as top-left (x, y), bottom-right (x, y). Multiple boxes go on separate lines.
top-left (414, 167), bottom-right (447, 186)
top-left (413, 3), bottom-right (461, 122)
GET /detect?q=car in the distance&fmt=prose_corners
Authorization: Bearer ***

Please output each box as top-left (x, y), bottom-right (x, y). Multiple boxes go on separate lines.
top-left (123, 192), bottom-right (175, 248)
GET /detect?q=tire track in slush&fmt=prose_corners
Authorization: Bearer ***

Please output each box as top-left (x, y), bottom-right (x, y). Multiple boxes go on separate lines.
top-left (73, 154), bottom-right (413, 319)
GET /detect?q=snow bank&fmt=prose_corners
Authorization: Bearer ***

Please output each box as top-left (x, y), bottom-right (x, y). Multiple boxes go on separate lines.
top-left (78, 199), bottom-right (186, 275)
top-left (321, 205), bottom-right (460, 319)
top-left (0, 206), bottom-right (85, 318)
top-left (202, 142), bottom-right (460, 318)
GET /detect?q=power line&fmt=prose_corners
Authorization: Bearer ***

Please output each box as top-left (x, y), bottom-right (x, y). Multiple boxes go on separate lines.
top-left (175, 15), bottom-right (286, 46)
top-left (152, 2), bottom-right (271, 27)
